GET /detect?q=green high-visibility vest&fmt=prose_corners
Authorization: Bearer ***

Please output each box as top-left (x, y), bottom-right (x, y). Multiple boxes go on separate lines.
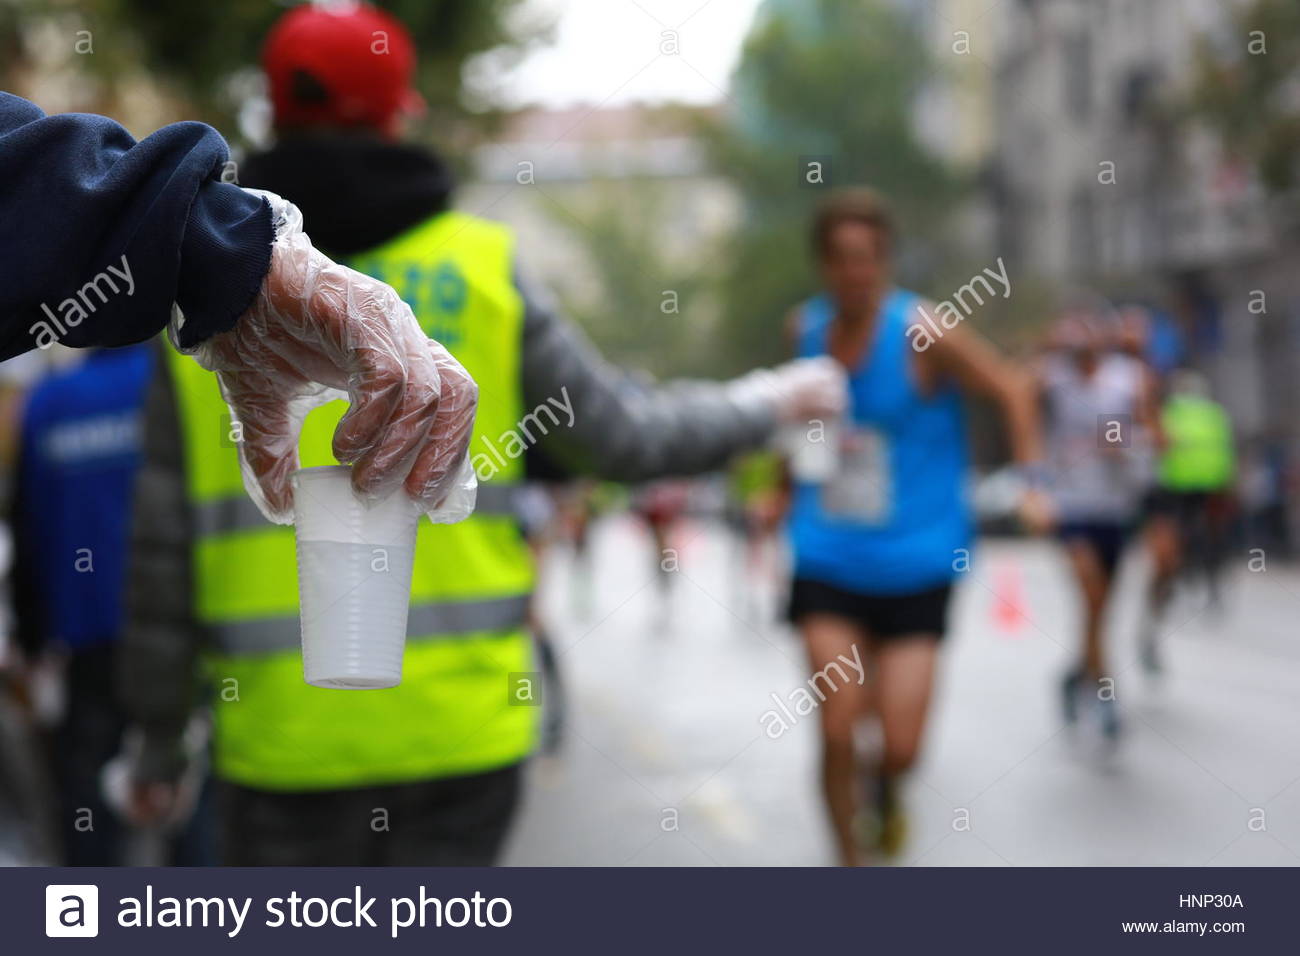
top-left (1158, 395), bottom-right (1236, 492)
top-left (167, 211), bottom-right (537, 791)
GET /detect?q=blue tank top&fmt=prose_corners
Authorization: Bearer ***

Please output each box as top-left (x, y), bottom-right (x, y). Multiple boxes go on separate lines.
top-left (788, 289), bottom-right (972, 595)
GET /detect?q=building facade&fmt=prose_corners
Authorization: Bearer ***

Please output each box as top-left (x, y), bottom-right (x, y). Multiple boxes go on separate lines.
top-left (990, 0), bottom-right (1299, 455)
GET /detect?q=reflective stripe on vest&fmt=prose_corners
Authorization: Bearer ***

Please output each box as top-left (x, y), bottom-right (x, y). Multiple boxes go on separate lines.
top-left (193, 482), bottom-right (520, 537)
top-left (167, 210), bottom-right (539, 790)
top-left (211, 593), bottom-right (530, 655)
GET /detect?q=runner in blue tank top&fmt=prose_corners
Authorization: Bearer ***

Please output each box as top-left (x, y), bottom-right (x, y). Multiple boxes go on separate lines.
top-left (781, 190), bottom-right (1052, 866)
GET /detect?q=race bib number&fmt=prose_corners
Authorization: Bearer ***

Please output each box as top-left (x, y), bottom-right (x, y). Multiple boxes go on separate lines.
top-left (822, 425), bottom-right (892, 524)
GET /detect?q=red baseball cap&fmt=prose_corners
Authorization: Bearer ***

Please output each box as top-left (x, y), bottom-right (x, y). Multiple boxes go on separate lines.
top-left (263, 2), bottom-right (423, 132)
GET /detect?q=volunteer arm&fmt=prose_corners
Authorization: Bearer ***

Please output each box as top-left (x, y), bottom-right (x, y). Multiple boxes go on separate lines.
top-left (517, 271), bottom-right (842, 481)
top-left (0, 92), bottom-right (273, 359)
top-left (0, 94), bottom-right (477, 524)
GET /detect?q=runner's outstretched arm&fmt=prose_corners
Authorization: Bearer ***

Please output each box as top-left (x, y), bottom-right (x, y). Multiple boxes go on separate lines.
top-left (919, 315), bottom-right (1043, 465)
top-left (918, 312), bottom-right (1053, 531)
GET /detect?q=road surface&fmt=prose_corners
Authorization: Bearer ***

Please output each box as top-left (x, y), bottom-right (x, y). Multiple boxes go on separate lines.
top-left (503, 513), bottom-right (1300, 866)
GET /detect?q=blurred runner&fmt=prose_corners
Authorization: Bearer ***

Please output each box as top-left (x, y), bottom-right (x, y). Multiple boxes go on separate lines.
top-left (8, 346), bottom-right (213, 865)
top-left (1140, 369), bottom-right (1236, 672)
top-left (119, 2), bottom-right (844, 867)
top-left (1241, 435), bottom-right (1291, 559)
top-left (784, 189), bottom-right (1050, 866)
top-left (1037, 305), bottom-right (1159, 740)
top-left (0, 351), bottom-right (57, 865)
top-left (556, 480), bottom-right (602, 621)
top-left (725, 451), bottom-right (785, 623)
top-left (631, 480), bottom-right (693, 628)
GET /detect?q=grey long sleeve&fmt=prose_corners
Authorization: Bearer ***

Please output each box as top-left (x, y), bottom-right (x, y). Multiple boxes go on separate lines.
top-left (117, 342), bottom-right (206, 783)
top-left (517, 271), bottom-right (778, 481)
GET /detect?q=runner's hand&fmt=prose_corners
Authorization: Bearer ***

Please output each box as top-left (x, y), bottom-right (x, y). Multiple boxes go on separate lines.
top-left (180, 191), bottom-right (478, 524)
top-left (1018, 487), bottom-right (1056, 536)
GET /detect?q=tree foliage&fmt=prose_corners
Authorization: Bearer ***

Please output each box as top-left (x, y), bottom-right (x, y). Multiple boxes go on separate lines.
top-left (1186, 0), bottom-right (1300, 193)
top-left (702, 0), bottom-right (965, 374)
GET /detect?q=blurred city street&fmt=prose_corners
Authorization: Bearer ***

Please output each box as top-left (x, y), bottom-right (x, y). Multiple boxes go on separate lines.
top-left (505, 514), bottom-right (1300, 866)
top-left (5, 0), bottom-right (1300, 882)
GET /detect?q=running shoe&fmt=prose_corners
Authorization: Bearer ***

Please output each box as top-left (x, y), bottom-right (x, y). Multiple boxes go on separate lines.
top-left (854, 773), bottom-right (908, 859)
top-left (1096, 695), bottom-right (1122, 742)
top-left (875, 775), bottom-right (908, 858)
top-left (1138, 627), bottom-right (1161, 675)
top-left (1060, 668), bottom-right (1084, 724)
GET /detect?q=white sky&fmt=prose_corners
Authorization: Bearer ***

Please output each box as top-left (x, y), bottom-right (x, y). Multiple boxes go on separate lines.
top-left (490, 0), bottom-right (765, 109)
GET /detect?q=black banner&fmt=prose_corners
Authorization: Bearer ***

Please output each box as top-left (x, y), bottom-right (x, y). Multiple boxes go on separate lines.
top-left (6, 866), bottom-right (1292, 953)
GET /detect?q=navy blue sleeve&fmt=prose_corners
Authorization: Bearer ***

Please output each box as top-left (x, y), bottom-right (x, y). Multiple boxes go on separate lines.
top-left (0, 92), bottom-right (274, 360)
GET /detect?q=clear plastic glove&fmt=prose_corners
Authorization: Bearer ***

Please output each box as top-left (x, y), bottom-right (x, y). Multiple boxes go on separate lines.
top-left (172, 191), bottom-right (478, 525)
top-left (727, 356), bottom-right (848, 424)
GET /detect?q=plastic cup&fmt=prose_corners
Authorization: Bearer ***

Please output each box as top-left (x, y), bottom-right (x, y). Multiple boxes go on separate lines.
top-left (292, 465), bottom-right (419, 689)
top-left (783, 420), bottom-right (841, 483)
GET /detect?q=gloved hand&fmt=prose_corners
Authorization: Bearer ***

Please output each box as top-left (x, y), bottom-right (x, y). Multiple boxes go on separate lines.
top-left (175, 191), bottom-right (478, 525)
top-left (727, 356), bottom-right (848, 423)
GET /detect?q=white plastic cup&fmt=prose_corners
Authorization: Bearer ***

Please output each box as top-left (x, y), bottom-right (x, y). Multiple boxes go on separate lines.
top-left (292, 465), bottom-right (419, 689)
top-left (783, 420), bottom-right (841, 483)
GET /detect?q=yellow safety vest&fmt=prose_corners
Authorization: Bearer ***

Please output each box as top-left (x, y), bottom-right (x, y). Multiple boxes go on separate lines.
top-left (167, 211), bottom-right (537, 791)
top-left (1158, 395), bottom-right (1235, 492)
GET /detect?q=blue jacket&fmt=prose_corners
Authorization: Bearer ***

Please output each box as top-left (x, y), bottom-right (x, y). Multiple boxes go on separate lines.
top-left (0, 92), bottom-right (272, 359)
top-left (13, 345), bottom-right (154, 650)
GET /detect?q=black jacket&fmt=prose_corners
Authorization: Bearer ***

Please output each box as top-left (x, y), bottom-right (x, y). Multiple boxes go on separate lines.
top-left (0, 93), bottom-right (273, 359)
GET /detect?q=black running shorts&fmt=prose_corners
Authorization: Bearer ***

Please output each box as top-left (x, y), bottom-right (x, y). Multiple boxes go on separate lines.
top-left (787, 577), bottom-right (953, 641)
